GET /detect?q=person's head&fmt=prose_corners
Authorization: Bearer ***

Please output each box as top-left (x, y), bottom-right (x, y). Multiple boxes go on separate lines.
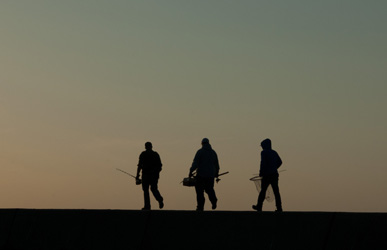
top-left (201, 138), bottom-right (209, 145)
top-left (261, 138), bottom-right (272, 150)
top-left (145, 142), bottom-right (153, 150)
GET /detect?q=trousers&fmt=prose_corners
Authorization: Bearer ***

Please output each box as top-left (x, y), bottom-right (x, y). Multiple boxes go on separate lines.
top-left (142, 174), bottom-right (163, 208)
top-left (257, 173), bottom-right (282, 210)
top-left (195, 176), bottom-right (217, 210)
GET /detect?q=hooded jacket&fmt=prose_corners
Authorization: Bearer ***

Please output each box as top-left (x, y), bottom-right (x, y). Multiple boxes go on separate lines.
top-left (259, 139), bottom-right (282, 176)
top-left (190, 143), bottom-right (220, 178)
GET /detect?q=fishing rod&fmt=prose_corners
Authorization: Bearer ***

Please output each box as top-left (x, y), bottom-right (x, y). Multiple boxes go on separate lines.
top-left (182, 171), bottom-right (230, 186)
top-left (216, 171), bottom-right (229, 183)
top-left (249, 169), bottom-right (287, 181)
top-left (116, 168), bottom-right (142, 185)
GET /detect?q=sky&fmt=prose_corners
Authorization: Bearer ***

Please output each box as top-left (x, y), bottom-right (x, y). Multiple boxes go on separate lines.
top-left (1, 0), bottom-right (386, 212)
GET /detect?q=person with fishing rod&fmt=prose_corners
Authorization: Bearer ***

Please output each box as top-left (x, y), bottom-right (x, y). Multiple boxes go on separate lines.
top-left (136, 142), bottom-right (164, 210)
top-left (188, 138), bottom-right (220, 211)
top-left (253, 138), bottom-right (283, 212)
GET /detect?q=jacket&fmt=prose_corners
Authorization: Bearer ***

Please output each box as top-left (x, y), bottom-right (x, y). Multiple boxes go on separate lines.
top-left (138, 150), bottom-right (162, 175)
top-left (259, 139), bottom-right (282, 176)
top-left (190, 144), bottom-right (220, 178)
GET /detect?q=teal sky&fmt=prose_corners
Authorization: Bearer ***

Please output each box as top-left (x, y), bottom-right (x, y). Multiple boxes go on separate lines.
top-left (1, 1), bottom-right (386, 211)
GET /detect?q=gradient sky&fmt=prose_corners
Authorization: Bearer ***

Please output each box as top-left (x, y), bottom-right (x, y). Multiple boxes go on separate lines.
top-left (1, 1), bottom-right (386, 212)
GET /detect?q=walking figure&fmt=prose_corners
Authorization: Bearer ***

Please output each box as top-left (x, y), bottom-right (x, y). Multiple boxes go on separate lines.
top-left (136, 142), bottom-right (164, 210)
top-left (189, 138), bottom-right (220, 211)
top-left (253, 139), bottom-right (283, 212)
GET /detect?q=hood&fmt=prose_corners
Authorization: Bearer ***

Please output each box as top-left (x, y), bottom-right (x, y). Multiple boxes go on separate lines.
top-left (261, 138), bottom-right (272, 150)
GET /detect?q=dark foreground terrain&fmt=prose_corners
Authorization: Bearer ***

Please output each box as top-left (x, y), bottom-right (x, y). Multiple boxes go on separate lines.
top-left (0, 209), bottom-right (386, 250)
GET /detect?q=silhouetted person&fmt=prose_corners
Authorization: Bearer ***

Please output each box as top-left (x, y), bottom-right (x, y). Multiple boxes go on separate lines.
top-left (136, 142), bottom-right (164, 210)
top-left (253, 138), bottom-right (283, 212)
top-left (189, 138), bottom-right (220, 211)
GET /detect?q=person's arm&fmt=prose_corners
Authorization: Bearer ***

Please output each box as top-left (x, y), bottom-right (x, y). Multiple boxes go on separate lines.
top-left (189, 151), bottom-right (200, 177)
top-left (214, 151), bottom-right (220, 177)
top-left (259, 151), bottom-right (265, 177)
top-left (136, 153), bottom-right (143, 179)
top-left (156, 152), bottom-right (162, 172)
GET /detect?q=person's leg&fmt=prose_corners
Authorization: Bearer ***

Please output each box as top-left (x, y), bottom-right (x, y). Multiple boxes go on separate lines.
top-left (150, 175), bottom-right (164, 209)
top-left (203, 178), bottom-right (217, 210)
top-left (141, 176), bottom-right (151, 210)
top-left (195, 177), bottom-right (205, 211)
top-left (254, 177), bottom-right (270, 211)
top-left (271, 174), bottom-right (282, 211)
